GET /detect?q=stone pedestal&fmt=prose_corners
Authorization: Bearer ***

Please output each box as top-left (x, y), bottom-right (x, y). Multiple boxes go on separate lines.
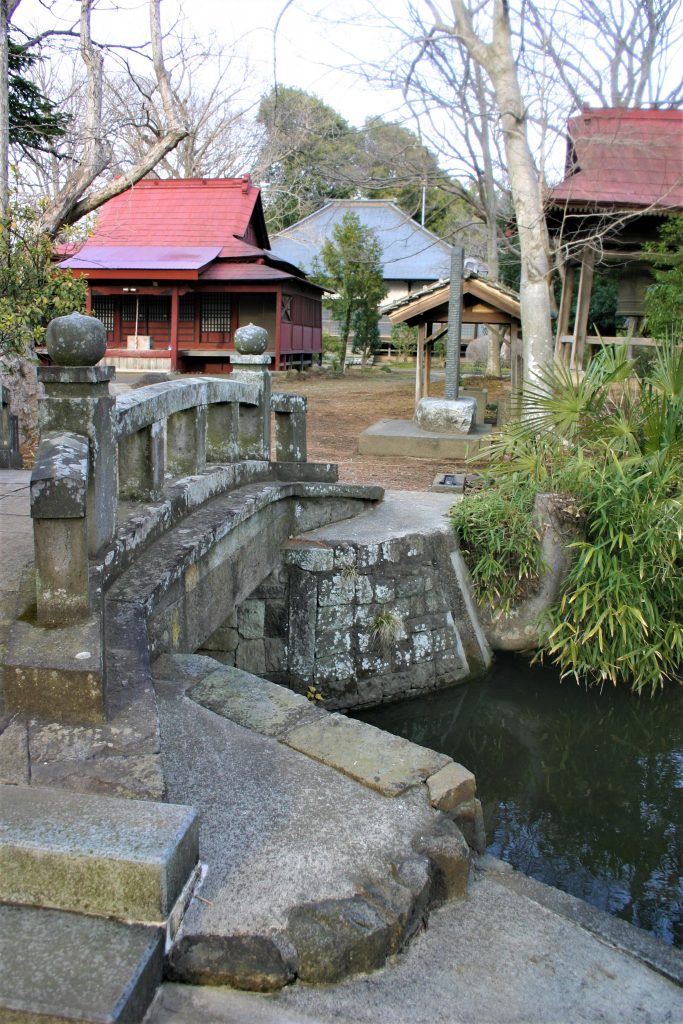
top-left (414, 397), bottom-right (477, 435)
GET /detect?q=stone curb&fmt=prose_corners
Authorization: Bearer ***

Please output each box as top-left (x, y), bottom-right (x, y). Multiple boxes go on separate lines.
top-left (180, 661), bottom-right (484, 835)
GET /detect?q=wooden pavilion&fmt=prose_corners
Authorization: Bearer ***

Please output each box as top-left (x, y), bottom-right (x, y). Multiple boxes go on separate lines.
top-left (546, 107), bottom-right (683, 368)
top-left (384, 272), bottom-right (522, 397)
top-left (58, 177), bottom-right (324, 373)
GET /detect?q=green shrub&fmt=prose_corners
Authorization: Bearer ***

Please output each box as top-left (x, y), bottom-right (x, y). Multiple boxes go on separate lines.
top-left (451, 342), bottom-right (683, 694)
top-left (450, 481), bottom-right (544, 615)
top-left (0, 202), bottom-right (86, 357)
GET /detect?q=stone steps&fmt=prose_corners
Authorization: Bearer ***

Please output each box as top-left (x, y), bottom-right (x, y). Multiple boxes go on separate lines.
top-left (0, 905), bottom-right (164, 1024)
top-left (0, 784), bottom-right (198, 923)
top-left (0, 784), bottom-right (199, 1022)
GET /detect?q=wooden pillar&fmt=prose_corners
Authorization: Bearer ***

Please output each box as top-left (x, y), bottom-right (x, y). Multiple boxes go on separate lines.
top-left (510, 322), bottom-right (521, 394)
top-left (416, 323), bottom-right (426, 404)
top-left (570, 246), bottom-right (595, 370)
top-left (112, 296), bottom-right (122, 348)
top-left (555, 262), bottom-right (575, 363)
top-left (275, 287), bottom-right (282, 371)
top-left (624, 315), bottom-right (641, 359)
top-left (424, 342), bottom-right (432, 397)
top-left (170, 287), bottom-right (179, 371)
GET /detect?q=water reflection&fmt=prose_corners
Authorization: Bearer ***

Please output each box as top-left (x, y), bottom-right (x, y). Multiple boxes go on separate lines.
top-left (357, 654), bottom-right (683, 947)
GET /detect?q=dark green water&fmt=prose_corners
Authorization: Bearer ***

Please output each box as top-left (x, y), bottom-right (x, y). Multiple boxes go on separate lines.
top-left (357, 654), bottom-right (683, 947)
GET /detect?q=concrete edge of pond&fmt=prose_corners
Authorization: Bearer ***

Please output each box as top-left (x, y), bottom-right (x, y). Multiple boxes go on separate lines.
top-left (479, 855), bottom-right (683, 986)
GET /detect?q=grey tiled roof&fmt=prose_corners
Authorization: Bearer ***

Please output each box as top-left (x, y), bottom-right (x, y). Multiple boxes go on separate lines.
top-left (381, 271), bottom-right (519, 315)
top-left (270, 200), bottom-right (453, 281)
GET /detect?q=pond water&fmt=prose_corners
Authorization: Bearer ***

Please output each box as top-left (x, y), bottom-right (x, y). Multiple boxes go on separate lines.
top-left (356, 654), bottom-right (683, 947)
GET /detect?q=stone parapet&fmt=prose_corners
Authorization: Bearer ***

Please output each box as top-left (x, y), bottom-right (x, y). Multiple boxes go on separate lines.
top-left (30, 432), bottom-right (90, 626)
top-left (38, 363), bottom-right (117, 555)
top-left (272, 392), bottom-right (307, 462)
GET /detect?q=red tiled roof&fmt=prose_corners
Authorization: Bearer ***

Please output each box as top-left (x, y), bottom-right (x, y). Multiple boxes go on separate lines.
top-left (548, 107), bottom-right (683, 211)
top-left (200, 263), bottom-right (303, 282)
top-left (59, 245), bottom-right (221, 271)
top-left (199, 262), bottom-right (326, 290)
top-left (86, 178), bottom-right (267, 249)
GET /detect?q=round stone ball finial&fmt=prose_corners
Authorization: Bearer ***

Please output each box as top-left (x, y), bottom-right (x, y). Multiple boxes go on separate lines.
top-left (45, 312), bottom-right (107, 367)
top-left (234, 323), bottom-right (268, 355)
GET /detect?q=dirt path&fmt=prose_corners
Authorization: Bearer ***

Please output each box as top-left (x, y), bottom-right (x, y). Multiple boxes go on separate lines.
top-left (274, 367), bottom-right (507, 491)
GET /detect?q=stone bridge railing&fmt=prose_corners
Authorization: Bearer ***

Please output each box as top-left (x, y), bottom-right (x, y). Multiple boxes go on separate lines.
top-left (29, 314), bottom-right (307, 628)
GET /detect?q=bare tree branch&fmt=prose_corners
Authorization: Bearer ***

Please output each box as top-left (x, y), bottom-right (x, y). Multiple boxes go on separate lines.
top-left (37, 0), bottom-right (187, 237)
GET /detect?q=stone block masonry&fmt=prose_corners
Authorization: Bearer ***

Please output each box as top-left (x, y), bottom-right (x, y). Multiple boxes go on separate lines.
top-left (199, 492), bottom-right (492, 710)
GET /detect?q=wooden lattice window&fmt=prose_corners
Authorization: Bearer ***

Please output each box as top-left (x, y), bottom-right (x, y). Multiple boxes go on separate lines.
top-left (92, 296), bottom-right (114, 330)
top-left (179, 295), bottom-right (195, 322)
top-left (121, 297), bottom-right (140, 321)
top-left (201, 294), bottom-right (231, 332)
top-left (281, 295), bottom-right (293, 323)
top-left (147, 298), bottom-right (169, 322)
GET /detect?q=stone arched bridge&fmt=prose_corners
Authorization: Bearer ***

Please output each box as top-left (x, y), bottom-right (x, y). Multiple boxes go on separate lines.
top-left (1, 322), bottom-right (493, 1022)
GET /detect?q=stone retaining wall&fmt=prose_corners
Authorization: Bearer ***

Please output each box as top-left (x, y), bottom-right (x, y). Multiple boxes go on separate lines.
top-left (200, 525), bottom-right (490, 711)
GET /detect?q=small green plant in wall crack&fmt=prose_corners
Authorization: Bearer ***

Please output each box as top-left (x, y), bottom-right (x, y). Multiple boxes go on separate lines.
top-left (369, 609), bottom-right (404, 650)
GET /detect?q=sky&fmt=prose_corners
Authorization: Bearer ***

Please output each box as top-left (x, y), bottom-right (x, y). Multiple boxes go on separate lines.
top-left (12, 0), bottom-right (409, 127)
top-left (11, 0), bottom-right (683, 188)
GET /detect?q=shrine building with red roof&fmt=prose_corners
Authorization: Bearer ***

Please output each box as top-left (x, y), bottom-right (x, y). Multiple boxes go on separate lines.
top-left (58, 176), bottom-right (324, 372)
top-left (546, 106), bottom-right (683, 368)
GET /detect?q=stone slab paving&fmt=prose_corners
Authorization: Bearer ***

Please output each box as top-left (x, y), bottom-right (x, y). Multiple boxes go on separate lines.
top-left (1, 905), bottom-right (164, 1024)
top-left (0, 783), bottom-right (198, 922)
top-left (298, 489), bottom-right (457, 545)
top-left (146, 863), bottom-right (683, 1024)
top-left (153, 658), bottom-right (466, 991)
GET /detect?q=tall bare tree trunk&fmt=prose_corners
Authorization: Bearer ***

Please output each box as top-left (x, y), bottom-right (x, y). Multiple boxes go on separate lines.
top-left (428, 0), bottom-right (554, 386)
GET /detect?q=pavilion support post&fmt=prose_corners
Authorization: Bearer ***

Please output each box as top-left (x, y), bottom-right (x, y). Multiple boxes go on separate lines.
top-left (424, 341), bottom-right (432, 397)
top-left (555, 262), bottom-right (575, 363)
top-left (570, 246), bottom-right (595, 370)
top-left (275, 287), bottom-right (282, 372)
top-left (510, 322), bottom-right (522, 395)
top-left (416, 323), bottom-right (426, 405)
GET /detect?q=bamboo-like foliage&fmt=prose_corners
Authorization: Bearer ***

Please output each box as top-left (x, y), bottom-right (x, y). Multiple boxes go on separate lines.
top-left (452, 341), bottom-right (683, 694)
